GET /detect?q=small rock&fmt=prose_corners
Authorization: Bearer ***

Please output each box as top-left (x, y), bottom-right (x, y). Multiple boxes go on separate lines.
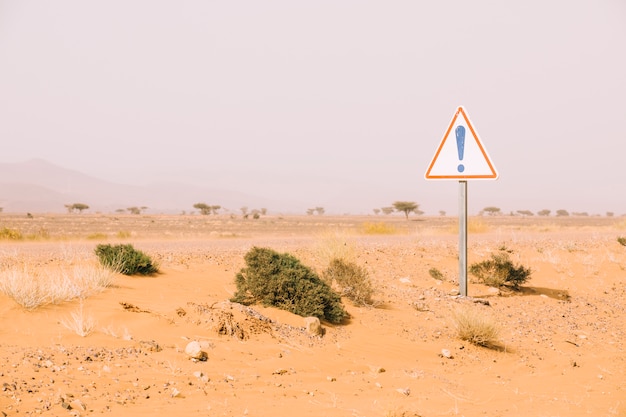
top-left (449, 288), bottom-right (460, 296)
top-left (399, 277), bottom-right (411, 284)
top-left (440, 349), bottom-right (453, 359)
top-left (185, 341), bottom-right (208, 361)
top-left (396, 387), bottom-right (410, 396)
top-left (304, 317), bottom-right (323, 336)
top-left (140, 340), bottom-right (162, 352)
top-left (70, 400), bottom-right (86, 411)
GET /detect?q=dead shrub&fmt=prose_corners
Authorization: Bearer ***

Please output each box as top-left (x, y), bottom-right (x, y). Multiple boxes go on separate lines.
top-left (322, 258), bottom-right (375, 306)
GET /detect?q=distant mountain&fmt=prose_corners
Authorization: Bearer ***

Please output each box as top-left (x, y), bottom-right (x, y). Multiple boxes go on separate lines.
top-left (0, 159), bottom-right (304, 214)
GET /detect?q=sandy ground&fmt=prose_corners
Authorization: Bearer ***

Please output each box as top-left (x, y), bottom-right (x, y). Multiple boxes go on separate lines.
top-left (0, 214), bottom-right (625, 416)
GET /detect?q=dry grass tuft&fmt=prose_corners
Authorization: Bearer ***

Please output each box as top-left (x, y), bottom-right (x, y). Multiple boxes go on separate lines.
top-left (313, 229), bottom-right (357, 266)
top-left (61, 300), bottom-right (96, 337)
top-left (360, 222), bottom-right (398, 235)
top-left (448, 219), bottom-right (490, 234)
top-left (322, 258), bottom-right (375, 307)
top-left (453, 306), bottom-right (500, 347)
top-left (0, 261), bottom-right (116, 310)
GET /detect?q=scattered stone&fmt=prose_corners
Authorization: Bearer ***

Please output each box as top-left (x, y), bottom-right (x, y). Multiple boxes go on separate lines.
top-left (273, 369), bottom-right (288, 375)
top-left (472, 298), bottom-right (490, 306)
top-left (193, 371), bottom-right (210, 382)
top-left (304, 317), bottom-right (323, 336)
top-left (70, 399), bottom-right (86, 411)
top-left (185, 341), bottom-right (208, 361)
top-left (399, 277), bottom-right (411, 284)
top-left (487, 287), bottom-right (500, 295)
top-left (140, 340), bottom-right (162, 352)
top-left (326, 376), bottom-right (336, 382)
top-left (396, 387), bottom-right (411, 396)
top-left (449, 288), bottom-right (460, 296)
top-left (440, 349), bottom-right (453, 359)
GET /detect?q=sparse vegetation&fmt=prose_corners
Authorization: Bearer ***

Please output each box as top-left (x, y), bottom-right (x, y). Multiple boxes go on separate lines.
top-left (469, 249), bottom-right (532, 290)
top-left (556, 209), bottom-right (569, 217)
top-left (87, 233), bottom-right (108, 240)
top-left (537, 209), bottom-right (551, 216)
top-left (231, 247), bottom-right (347, 324)
top-left (94, 243), bottom-right (159, 275)
top-left (361, 222), bottom-right (397, 235)
top-left (617, 237), bottom-right (626, 247)
top-left (453, 306), bottom-right (500, 347)
top-left (322, 258), bottom-right (374, 306)
top-left (0, 227), bottom-right (23, 240)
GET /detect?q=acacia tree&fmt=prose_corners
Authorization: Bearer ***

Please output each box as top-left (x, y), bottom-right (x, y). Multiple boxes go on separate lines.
top-left (194, 203), bottom-right (211, 215)
top-left (483, 206), bottom-right (501, 216)
top-left (127, 206), bottom-right (148, 215)
top-left (65, 203), bottom-right (89, 213)
top-left (381, 207), bottom-right (394, 215)
top-left (537, 209), bottom-right (551, 216)
top-left (392, 201), bottom-right (418, 219)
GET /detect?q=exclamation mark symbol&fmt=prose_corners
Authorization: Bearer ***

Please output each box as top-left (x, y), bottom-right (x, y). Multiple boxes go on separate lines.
top-left (456, 125), bottom-right (465, 172)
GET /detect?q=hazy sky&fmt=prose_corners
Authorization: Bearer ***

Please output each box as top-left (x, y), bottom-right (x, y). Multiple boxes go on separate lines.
top-left (1, 1), bottom-right (625, 215)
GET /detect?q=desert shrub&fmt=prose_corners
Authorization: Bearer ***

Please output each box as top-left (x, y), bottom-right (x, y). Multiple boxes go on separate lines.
top-left (428, 267), bottom-right (444, 280)
top-left (322, 258), bottom-right (374, 306)
top-left (0, 227), bottom-right (23, 240)
top-left (617, 236), bottom-right (626, 247)
top-left (453, 306), bottom-right (500, 347)
top-left (94, 244), bottom-right (159, 275)
top-left (231, 247), bottom-right (348, 324)
top-left (361, 222), bottom-right (397, 235)
top-left (469, 249), bottom-right (531, 290)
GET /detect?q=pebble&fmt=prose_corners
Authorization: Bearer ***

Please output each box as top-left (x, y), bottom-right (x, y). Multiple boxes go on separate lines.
top-left (185, 341), bottom-right (208, 361)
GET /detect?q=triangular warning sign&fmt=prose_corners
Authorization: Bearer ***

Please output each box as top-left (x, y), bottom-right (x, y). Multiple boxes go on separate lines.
top-left (425, 106), bottom-right (498, 180)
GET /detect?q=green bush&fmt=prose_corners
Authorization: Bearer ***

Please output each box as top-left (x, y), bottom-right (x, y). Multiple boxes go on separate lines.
top-left (231, 247), bottom-right (348, 324)
top-left (94, 244), bottom-right (159, 276)
top-left (617, 236), bottom-right (626, 247)
top-left (322, 258), bottom-right (374, 306)
top-left (469, 249), bottom-right (531, 290)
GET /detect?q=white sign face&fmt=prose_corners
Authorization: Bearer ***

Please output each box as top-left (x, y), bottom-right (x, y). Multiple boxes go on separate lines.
top-left (425, 106), bottom-right (498, 180)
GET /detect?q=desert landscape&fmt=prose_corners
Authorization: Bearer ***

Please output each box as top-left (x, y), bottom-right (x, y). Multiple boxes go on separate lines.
top-left (0, 213), bottom-right (624, 416)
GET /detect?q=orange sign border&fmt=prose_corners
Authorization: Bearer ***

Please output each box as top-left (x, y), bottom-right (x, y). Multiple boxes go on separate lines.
top-left (424, 106), bottom-right (498, 180)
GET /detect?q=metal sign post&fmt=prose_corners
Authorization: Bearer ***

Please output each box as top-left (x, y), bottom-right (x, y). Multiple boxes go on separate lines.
top-left (425, 106), bottom-right (497, 297)
top-left (459, 181), bottom-right (468, 296)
